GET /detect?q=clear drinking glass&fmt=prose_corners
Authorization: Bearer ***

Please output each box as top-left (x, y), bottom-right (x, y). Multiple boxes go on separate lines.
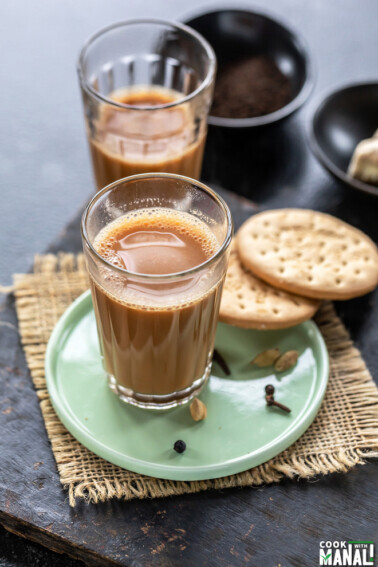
top-left (81, 173), bottom-right (232, 410)
top-left (77, 20), bottom-right (216, 189)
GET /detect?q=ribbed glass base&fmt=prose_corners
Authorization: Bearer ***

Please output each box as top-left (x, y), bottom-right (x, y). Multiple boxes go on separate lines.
top-left (107, 360), bottom-right (211, 410)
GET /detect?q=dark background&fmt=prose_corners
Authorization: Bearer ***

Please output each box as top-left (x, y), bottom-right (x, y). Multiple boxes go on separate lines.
top-left (0, 1), bottom-right (377, 566)
top-left (1, 0), bottom-right (377, 285)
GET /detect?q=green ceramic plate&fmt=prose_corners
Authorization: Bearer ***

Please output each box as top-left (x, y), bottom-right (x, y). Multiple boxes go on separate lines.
top-left (45, 290), bottom-right (329, 481)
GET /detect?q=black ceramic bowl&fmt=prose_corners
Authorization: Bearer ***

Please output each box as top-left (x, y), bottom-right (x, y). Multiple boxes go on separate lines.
top-left (183, 8), bottom-right (314, 128)
top-left (310, 82), bottom-right (378, 197)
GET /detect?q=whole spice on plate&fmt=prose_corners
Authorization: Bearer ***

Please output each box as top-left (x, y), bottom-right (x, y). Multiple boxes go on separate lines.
top-left (274, 350), bottom-right (299, 372)
top-left (265, 384), bottom-right (291, 413)
top-left (190, 398), bottom-right (207, 422)
top-left (173, 440), bottom-right (186, 453)
top-left (265, 384), bottom-right (275, 396)
top-left (211, 55), bottom-right (291, 119)
top-left (212, 349), bottom-right (231, 376)
top-left (252, 348), bottom-right (281, 367)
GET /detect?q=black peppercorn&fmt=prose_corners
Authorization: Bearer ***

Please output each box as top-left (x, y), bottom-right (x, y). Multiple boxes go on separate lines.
top-left (174, 440), bottom-right (186, 453)
top-left (265, 384), bottom-right (275, 396)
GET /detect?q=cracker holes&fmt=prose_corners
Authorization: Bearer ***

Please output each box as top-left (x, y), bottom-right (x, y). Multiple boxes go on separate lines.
top-left (354, 239), bottom-right (360, 245)
top-left (252, 233), bottom-right (258, 240)
top-left (342, 245), bottom-right (347, 251)
top-left (260, 250), bottom-right (266, 256)
top-left (263, 221), bottom-right (270, 227)
top-left (307, 276), bottom-right (313, 282)
top-left (335, 278), bottom-right (342, 285)
top-left (273, 308), bottom-right (280, 315)
top-left (279, 267), bottom-right (285, 274)
top-left (239, 303), bottom-right (246, 310)
top-left (364, 256), bottom-right (370, 262)
top-left (273, 246), bottom-right (279, 253)
top-left (354, 269), bottom-right (361, 275)
top-left (319, 256), bottom-right (325, 263)
top-left (237, 293), bottom-right (243, 300)
top-left (342, 260), bottom-right (347, 266)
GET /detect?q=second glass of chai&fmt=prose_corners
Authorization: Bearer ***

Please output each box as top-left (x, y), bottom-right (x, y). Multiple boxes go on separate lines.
top-left (82, 173), bottom-right (232, 409)
top-left (77, 19), bottom-right (216, 189)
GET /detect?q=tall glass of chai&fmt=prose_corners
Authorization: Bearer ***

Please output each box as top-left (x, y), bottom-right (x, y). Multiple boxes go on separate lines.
top-left (77, 20), bottom-right (216, 189)
top-left (81, 173), bottom-right (232, 409)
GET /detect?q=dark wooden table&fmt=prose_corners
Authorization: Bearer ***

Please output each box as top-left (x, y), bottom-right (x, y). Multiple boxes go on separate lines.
top-left (0, 1), bottom-right (377, 566)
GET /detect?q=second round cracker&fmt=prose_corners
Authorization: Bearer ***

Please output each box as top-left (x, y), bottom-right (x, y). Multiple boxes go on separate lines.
top-left (219, 244), bottom-right (319, 330)
top-left (237, 209), bottom-right (378, 300)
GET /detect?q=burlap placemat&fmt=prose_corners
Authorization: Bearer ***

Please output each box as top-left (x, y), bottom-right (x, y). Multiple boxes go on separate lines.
top-left (13, 254), bottom-right (378, 507)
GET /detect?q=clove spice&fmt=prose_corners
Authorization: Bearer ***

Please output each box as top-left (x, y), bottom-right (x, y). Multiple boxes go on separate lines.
top-left (264, 384), bottom-right (291, 413)
top-left (212, 349), bottom-right (231, 376)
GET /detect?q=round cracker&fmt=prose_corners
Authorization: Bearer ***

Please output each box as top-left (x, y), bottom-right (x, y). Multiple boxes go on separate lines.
top-left (219, 243), bottom-right (319, 330)
top-left (237, 209), bottom-right (378, 300)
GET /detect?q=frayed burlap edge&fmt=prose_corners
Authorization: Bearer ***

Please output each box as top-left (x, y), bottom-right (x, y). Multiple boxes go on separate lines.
top-left (14, 254), bottom-right (378, 506)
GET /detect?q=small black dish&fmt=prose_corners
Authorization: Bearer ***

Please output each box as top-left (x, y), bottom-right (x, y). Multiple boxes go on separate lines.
top-left (310, 82), bottom-right (378, 198)
top-left (183, 8), bottom-right (314, 128)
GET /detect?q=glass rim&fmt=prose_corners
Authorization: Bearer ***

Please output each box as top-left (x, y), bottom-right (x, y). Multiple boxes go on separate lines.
top-left (81, 173), bottom-right (233, 282)
top-left (77, 18), bottom-right (216, 111)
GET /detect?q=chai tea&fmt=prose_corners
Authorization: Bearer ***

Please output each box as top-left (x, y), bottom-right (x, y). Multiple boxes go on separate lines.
top-left (89, 86), bottom-right (206, 189)
top-left (91, 208), bottom-right (223, 400)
